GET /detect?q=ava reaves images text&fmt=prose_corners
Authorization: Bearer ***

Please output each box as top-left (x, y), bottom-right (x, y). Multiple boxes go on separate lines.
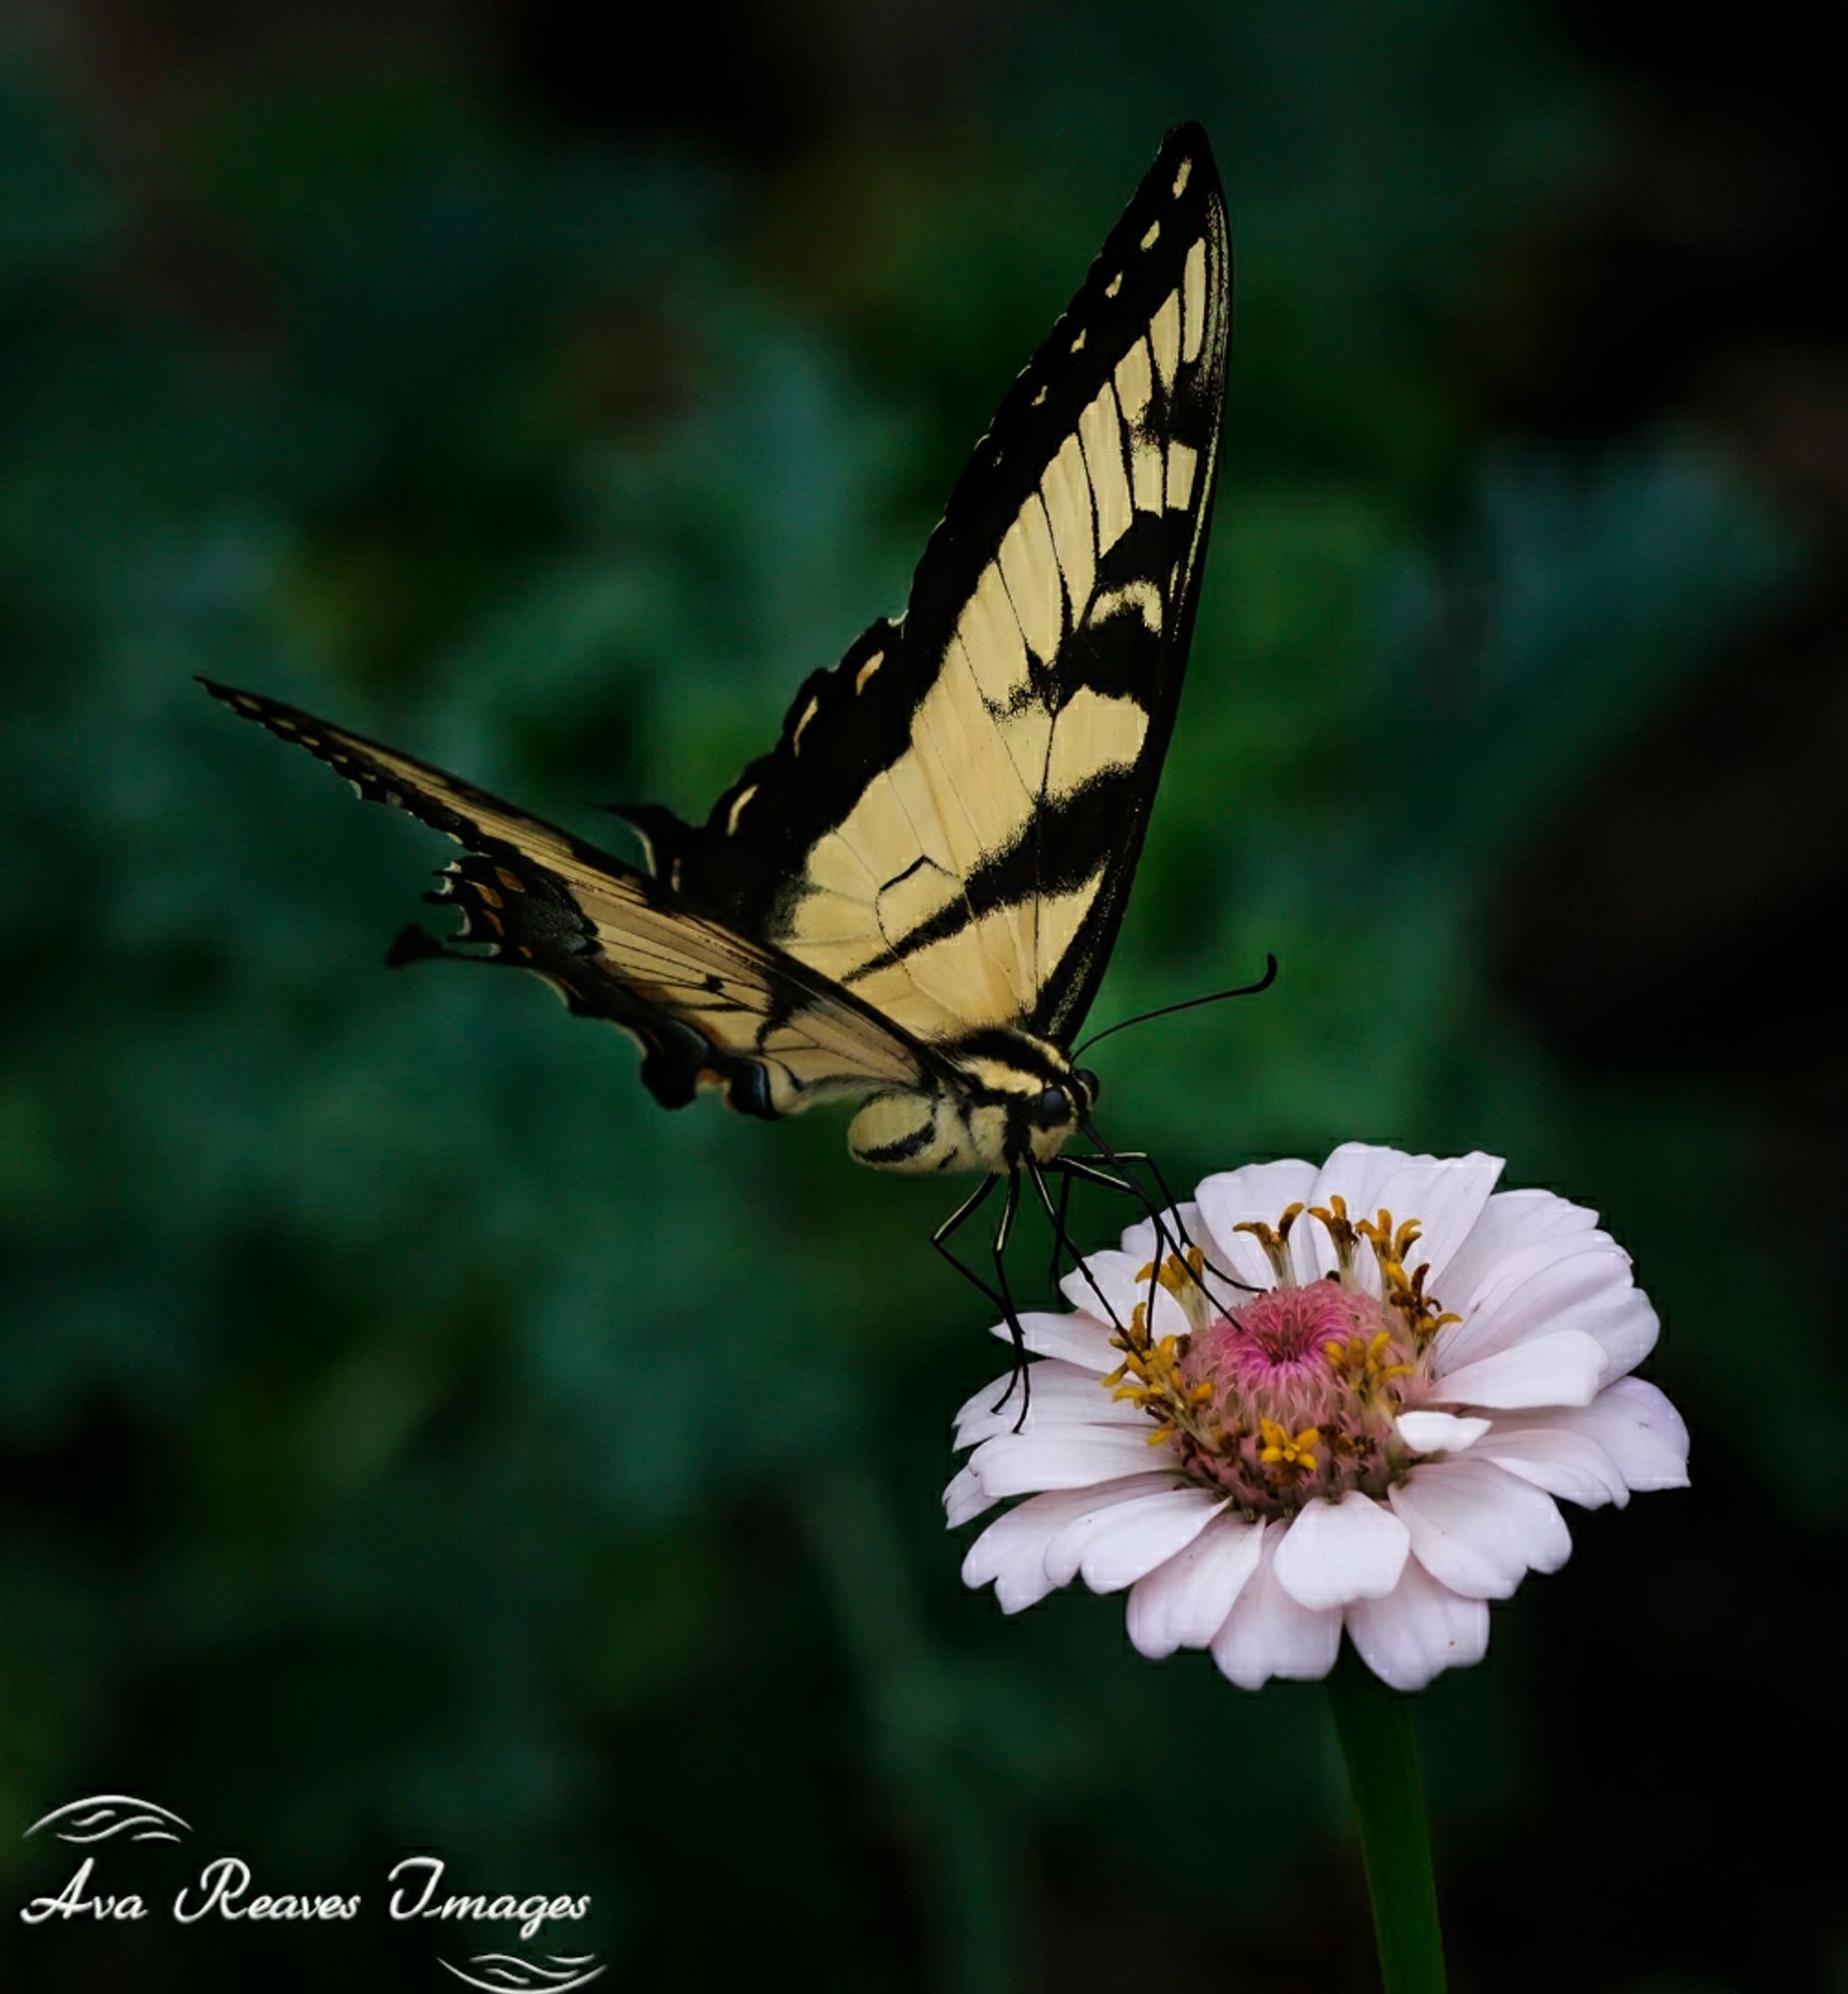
top-left (21, 1852), bottom-right (590, 1942)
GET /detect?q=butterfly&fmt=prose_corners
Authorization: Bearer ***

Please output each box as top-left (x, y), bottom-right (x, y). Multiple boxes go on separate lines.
top-left (203, 123), bottom-right (1243, 1327)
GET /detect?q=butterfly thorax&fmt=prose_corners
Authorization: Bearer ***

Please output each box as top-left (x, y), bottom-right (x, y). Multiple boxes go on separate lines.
top-left (846, 1028), bottom-right (1098, 1176)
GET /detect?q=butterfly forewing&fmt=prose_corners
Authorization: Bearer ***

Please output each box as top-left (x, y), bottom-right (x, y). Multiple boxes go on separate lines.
top-left (663, 125), bottom-right (1231, 1051)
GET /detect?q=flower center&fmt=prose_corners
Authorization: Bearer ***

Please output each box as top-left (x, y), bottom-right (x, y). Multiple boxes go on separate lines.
top-left (1188, 1282), bottom-right (1374, 1386)
top-left (1100, 1197), bottom-right (1461, 1517)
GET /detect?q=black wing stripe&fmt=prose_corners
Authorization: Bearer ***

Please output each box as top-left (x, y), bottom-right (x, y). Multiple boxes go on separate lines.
top-left (845, 770), bottom-right (1141, 975)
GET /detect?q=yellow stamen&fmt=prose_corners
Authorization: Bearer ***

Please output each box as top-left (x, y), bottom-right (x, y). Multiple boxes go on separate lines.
top-left (1233, 1219), bottom-right (1296, 1286)
top-left (1308, 1195), bottom-right (1361, 1276)
top-left (1325, 1325), bottom-right (1418, 1398)
top-left (1256, 1416), bottom-right (1321, 1473)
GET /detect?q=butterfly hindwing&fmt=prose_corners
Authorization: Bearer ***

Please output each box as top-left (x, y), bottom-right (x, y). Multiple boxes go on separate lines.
top-left (658, 123), bottom-right (1231, 1050)
top-left (198, 681), bottom-right (945, 1118)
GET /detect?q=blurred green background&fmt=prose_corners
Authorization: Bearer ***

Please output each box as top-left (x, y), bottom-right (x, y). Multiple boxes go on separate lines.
top-left (3, 3), bottom-right (1841, 1989)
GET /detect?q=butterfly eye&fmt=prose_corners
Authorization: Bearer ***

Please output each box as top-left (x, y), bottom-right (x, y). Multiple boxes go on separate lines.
top-left (1076, 1068), bottom-right (1100, 1107)
top-left (1027, 1086), bottom-right (1073, 1130)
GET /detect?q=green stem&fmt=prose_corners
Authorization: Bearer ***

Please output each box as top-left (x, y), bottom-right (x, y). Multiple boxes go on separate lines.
top-left (1326, 1642), bottom-right (1447, 1994)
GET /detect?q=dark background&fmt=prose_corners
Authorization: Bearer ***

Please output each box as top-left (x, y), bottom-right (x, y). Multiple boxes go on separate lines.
top-left (2, 2), bottom-right (1842, 1988)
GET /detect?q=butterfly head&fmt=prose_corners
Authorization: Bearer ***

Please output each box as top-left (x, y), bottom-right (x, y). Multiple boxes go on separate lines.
top-left (1037, 1077), bottom-right (1100, 1125)
top-left (1023, 1065), bottom-right (1100, 1135)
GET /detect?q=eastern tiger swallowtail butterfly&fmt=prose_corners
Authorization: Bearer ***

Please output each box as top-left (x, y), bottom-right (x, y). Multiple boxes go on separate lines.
top-left (203, 122), bottom-right (1238, 1327)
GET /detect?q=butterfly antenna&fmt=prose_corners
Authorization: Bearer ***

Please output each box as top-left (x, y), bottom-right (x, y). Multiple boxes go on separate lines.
top-left (1072, 953), bottom-right (1278, 1058)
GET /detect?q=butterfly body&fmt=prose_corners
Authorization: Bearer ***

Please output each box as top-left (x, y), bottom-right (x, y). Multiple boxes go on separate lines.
top-left (845, 1030), bottom-right (1098, 1174)
top-left (203, 125), bottom-right (1231, 1225)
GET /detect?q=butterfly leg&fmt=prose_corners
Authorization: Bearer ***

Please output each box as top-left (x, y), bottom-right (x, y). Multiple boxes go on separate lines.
top-left (932, 1172), bottom-right (1006, 1313)
top-left (1047, 1153), bottom-right (1133, 1193)
top-left (1046, 1161), bottom-right (1078, 1289)
top-left (1034, 1160), bottom-right (1169, 1427)
top-left (1048, 1150), bottom-right (1175, 1317)
top-left (1085, 1149), bottom-right (1198, 1252)
top-left (1059, 1141), bottom-right (1178, 1338)
top-left (989, 1171), bottom-right (1039, 1429)
top-left (1102, 1149), bottom-right (1190, 1263)
top-left (1071, 1127), bottom-right (1183, 1323)
top-left (1078, 1128), bottom-right (1255, 1312)
top-left (1096, 1150), bottom-right (1192, 1242)
top-left (1081, 1147), bottom-right (1187, 1252)
top-left (1037, 1158), bottom-right (1131, 1334)
top-left (1109, 1149), bottom-right (1249, 1303)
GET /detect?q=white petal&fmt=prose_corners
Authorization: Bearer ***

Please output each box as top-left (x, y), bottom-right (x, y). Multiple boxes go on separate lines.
top-left (1438, 1240), bottom-right (1631, 1371)
top-left (1472, 1425), bottom-right (1630, 1508)
top-left (1194, 1159), bottom-right (1319, 1287)
top-left (953, 1360), bottom-right (1135, 1448)
top-left (1347, 1557), bottom-right (1491, 1690)
top-left (1272, 1494), bottom-right (1410, 1609)
top-left (987, 1308), bottom-right (1117, 1368)
top-left (943, 1463), bottom-right (996, 1527)
top-left (1510, 1378), bottom-right (1691, 1494)
top-left (961, 1474), bottom-right (1174, 1611)
top-left (968, 1424), bottom-right (1169, 1497)
top-left (1047, 1486), bottom-right (1226, 1592)
top-left (1558, 1283), bottom-right (1660, 1382)
top-left (1309, 1142), bottom-right (1415, 1207)
top-left (1299, 1145), bottom-right (1420, 1280)
top-left (1388, 1458), bottom-right (1573, 1599)
top-left (1361, 1154), bottom-right (1503, 1289)
top-left (1434, 1187), bottom-right (1602, 1316)
top-left (1209, 1530), bottom-right (1343, 1688)
top-left (1117, 1201), bottom-right (1206, 1268)
top-left (1125, 1514), bottom-right (1266, 1658)
top-left (1395, 1411), bottom-right (1491, 1454)
top-left (1435, 1330), bottom-right (1605, 1410)
top-left (1058, 1251), bottom-right (1190, 1339)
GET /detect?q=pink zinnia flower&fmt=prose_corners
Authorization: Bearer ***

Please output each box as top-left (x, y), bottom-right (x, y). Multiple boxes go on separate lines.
top-left (947, 1145), bottom-right (1689, 1690)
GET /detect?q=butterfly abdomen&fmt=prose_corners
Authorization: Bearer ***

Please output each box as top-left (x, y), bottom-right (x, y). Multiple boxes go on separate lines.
top-left (848, 1091), bottom-right (955, 1172)
top-left (846, 1086), bottom-right (1033, 1175)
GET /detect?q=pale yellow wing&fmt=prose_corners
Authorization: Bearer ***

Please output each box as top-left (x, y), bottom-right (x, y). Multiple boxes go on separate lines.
top-left (657, 125), bottom-right (1231, 1048)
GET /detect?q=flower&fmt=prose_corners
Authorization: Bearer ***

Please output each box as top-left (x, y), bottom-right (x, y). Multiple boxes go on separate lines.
top-left (946, 1145), bottom-right (1689, 1691)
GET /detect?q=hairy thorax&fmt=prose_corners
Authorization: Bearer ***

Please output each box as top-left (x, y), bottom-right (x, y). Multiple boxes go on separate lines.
top-left (846, 1030), bottom-right (1098, 1175)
